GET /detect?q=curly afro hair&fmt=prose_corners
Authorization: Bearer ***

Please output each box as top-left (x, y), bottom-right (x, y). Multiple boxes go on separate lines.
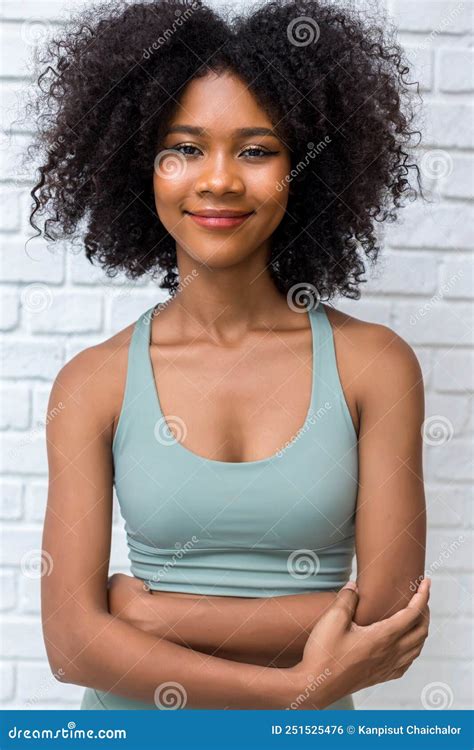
top-left (28, 0), bottom-right (421, 301)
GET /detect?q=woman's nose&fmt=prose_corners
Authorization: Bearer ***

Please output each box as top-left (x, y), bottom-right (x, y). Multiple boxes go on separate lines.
top-left (194, 153), bottom-right (245, 195)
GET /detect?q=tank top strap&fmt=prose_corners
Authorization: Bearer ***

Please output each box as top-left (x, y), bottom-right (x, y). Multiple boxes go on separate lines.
top-left (310, 303), bottom-right (346, 408)
top-left (124, 305), bottom-right (157, 399)
top-left (123, 302), bottom-right (346, 429)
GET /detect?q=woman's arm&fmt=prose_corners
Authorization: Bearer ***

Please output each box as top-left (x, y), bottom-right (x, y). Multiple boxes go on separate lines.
top-left (108, 574), bottom-right (431, 708)
top-left (107, 321), bottom-right (426, 663)
top-left (41, 346), bottom-right (296, 708)
top-left (107, 575), bottom-right (338, 667)
top-left (106, 322), bottom-right (427, 664)
top-left (41, 338), bottom-right (429, 708)
top-left (352, 325), bottom-right (426, 625)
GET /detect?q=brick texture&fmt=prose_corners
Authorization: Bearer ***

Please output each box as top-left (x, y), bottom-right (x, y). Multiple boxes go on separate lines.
top-left (0, 0), bottom-right (472, 710)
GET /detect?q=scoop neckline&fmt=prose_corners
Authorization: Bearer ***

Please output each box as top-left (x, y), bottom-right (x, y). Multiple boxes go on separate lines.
top-left (142, 304), bottom-right (321, 468)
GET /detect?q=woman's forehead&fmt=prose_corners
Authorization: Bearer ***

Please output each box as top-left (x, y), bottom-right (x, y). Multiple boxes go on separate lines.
top-left (170, 71), bottom-right (274, 128)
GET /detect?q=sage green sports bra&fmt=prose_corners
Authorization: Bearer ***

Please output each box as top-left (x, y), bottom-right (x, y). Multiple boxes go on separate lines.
top-left (112, 302), bottom-right (358, 597)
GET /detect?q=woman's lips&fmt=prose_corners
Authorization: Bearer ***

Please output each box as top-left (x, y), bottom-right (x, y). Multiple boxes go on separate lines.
top-left (185, 212), bottom-right (254, 229)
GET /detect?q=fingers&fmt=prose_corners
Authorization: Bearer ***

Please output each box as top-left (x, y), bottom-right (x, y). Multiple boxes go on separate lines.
top-left (389, 646), bottom-right (424, 681)
top-left (324, 581), bottom-right (359, 631)
top-left (388, 665), bottom-right (409, 681)
top-left (406, 577), bottom-right (431, 612)
top-left (399, 605), bottom-right (430, 646)
top-left (397, 617), bottom-right (429, 652)
top-left (397, 643), bottom-right (425, 668)
top-left (395, 606), bottom-right (430, 664)
top-left (388, 620), bottom-right (431, 681)
top-left (380, 578), bottom-right (431, 638)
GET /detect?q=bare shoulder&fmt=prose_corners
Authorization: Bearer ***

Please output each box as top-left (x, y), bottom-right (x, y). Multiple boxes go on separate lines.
top-left (47, 321), bottom-right (135, 442)
top-left (322, 303), bottom-right (424, 409)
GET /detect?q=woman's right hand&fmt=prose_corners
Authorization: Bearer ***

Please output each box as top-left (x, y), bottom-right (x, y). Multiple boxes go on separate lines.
top-left (287, 578), bottom-right (430, 708)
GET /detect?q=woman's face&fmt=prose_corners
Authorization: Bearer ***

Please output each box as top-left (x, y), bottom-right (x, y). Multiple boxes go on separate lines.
top-left (153, 71), bottom-right (291, 269)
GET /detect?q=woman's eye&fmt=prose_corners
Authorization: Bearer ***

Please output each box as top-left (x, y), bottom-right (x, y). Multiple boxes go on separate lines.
top-left (168, 144), bottom-right (278, 158)
top-left (241, 146), bottom-right (278, 158)
top-left (170, 144), bottom-right (201, 156)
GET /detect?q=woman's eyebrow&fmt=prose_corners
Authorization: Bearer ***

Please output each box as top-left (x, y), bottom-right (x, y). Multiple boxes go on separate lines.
top-left (164, 125), bottom-right (279, 138)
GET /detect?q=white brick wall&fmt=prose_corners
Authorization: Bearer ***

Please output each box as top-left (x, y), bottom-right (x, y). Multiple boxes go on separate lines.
top-left (0, 0), bottom-right (472, 710)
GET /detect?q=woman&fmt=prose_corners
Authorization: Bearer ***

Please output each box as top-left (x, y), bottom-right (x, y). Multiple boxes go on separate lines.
top-left (34, 0), bottom-right (429, 710)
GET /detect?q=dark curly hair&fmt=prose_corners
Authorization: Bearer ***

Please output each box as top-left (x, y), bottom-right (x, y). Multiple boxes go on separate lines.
top-left (27, 0), bottom-right (421, 300)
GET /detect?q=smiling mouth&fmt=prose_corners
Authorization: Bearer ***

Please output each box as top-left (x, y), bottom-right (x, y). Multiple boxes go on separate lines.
top-left (184, 211), bottom-right (254, 229)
